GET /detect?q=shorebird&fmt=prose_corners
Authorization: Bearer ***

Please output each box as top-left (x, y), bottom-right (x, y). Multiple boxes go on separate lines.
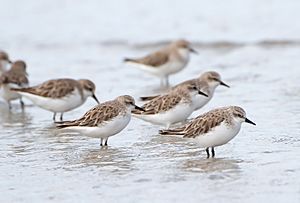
top-left (124, 39), bottom-right (197, 87)
top-left (11, 78), bottom-right (99, 121)
top-left (160, 106), bottom-right (256, 158)
top-left (132, 84), bottom-right (208, 128)
top-left (56, 95), bottom-right (144, 146)
top-left (0, 60), bottom-right (28, 109)
top-left (140, 71), bottom-right (229, 111)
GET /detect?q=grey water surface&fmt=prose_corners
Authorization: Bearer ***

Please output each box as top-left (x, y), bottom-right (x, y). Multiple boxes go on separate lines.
top-left (1, 0), bottom-right (300, 202)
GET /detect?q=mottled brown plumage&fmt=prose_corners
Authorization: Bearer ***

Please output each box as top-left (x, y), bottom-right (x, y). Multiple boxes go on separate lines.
top-left (140, 71), bottom-right (228, 102)
top-left (133, 85), bottom-right (194, 115)
top-left (56, 95), bottom-right (141, 146)
top-left (124, 39), bottom-right (196, 87)
top-left (125, 51), bottom-right (169, 67)
top-left (57, 100), bottom-right (123, 128)
top-left (56, 95), bottom-right (136, 128)
top-left (124, 40), bottom-right (193, 67)
top-left (0, 51), bottom-right (11, 62)
top-left (160, 106), bottom-right (255, 158)
top-left (140, 78), bottom-right (201, 101)
top-left (0, 60), bottom-right (28, 86)
top-left (159, 106), bottom-right (241, 137)
top-left (13, 78), bottom-right (83, 99)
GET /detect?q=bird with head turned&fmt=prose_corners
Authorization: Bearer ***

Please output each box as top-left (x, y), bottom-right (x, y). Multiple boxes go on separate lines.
top-left (56, 95), bottom-right (144, 146)
top-left (0, 60), bottom-right (29, 109)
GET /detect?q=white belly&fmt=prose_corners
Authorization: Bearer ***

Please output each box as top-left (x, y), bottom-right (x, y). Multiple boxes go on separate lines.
top-left (63, 114), bottom-right (131, 139)
top-left (192, 94), bottom-right (212, 111)
top-left (160, 60), bottom-right (188, 76)
top-left (19, 89), bottom-right (85, 113)
top-left (192, 122), bottom-right (241, 148)
top-left (127, 59), bottom-right (188, 78)
top-left (133, 102), bottom-right (193, 127)
top-left (0, 85), bottom-right (22, 102)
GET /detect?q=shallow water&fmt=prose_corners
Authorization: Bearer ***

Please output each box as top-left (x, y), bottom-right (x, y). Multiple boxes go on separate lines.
top-left (1, 1), bottom-right (300, 202)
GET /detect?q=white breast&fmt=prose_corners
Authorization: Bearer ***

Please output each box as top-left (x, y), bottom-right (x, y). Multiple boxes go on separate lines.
top-left (160, 48), bottom-right (190, 75)
top-left (0, 84), bottom-right (23, 102)
top-left (19, 88), bottom-right (84, 113)
top-left (177, 48), bottom-right (190, 62)
top-left (192, 94), bottom-right (212, 111)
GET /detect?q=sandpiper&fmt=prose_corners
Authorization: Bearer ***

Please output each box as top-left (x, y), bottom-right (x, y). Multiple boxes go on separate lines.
top-left (0, 60), bottom-right (28, 109)
top-left (160, 106), bottom-right (256, 158)
top-left (11, 78), bottom-right (99, 121)
top-left (56, 95), bottom-right (144, 146)
top-left (140, 71), bottom-right (230, 111)
top-left (132, 84), bottom-right (208, 128)
top-left (124, 39), bottom-right (197, 87)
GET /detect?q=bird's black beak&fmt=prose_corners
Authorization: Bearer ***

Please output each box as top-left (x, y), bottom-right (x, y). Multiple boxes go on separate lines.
top-left (92, 94), bottom-right (100, 104)
top-left (219, 80), bottom-right (230, 88)
top-left (134, 105), bottom-right (145, 111)
top-left (245, 118), bottom-right (256, 125)
top-left (198, 90), bottom-right (208, 97)
top-left (189, 47), bottom-right (198, 54)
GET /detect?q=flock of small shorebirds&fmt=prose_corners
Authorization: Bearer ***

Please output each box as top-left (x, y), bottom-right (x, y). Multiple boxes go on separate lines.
top-left (0, 39), bottom-right (256, 158)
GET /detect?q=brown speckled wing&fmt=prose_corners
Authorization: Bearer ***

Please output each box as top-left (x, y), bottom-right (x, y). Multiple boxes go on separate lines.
top-left (130, 51), bottom-right (169, 67)
top-left (174, 79), bottom-right (209, 94)
top-left (17, 79), bottom-right (81, 98)
top-left (133, 93), bottom-right (182, 115)
top-left (0, 70), bottom-right (28, 86)
top-left (159, 109), bottom-right (225, 138)
top-left (173, 78), bottom-right (196, 89)
top-left (183, 113), bottom-right (225, 138)
top-left (140, 79), bottom-right (198, 102)
top-left (57, 101), bottom-right (122, 128)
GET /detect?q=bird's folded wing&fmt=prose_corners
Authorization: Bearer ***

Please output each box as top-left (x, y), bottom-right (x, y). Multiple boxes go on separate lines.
top-left (128, 51), bottom-right (169, 67)
top-left (0, 72), bottom-right (28, 86)
top-left (57, 102), bottom-right (120, 128)
top-left (133, 94), bottom-right (182, 115)
top-left (13, 79), bottom-right (79, 98)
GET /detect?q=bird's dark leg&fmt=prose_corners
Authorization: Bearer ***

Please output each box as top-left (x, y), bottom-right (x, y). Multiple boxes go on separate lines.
top-left (53, 112), bottom-right (56, 121)
top-left (100, 138), bottom-right (103, 146)
top-left (8, 101), bottom-right (12, 110)
top-left (165, 76), bottom-right (169, 87)
top-left (20, 98), bottom-right (25, 110)
top-left (60, 113), bottom-right (63, 121)
top-left (211, 147), bottom-right (215, 158)
top-left (104, 138), bottom-right (108, 146)
top-left (206, 147), bottom-right (210, 158)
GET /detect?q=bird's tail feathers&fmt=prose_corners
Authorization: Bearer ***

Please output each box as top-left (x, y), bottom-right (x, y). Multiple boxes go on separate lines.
top-left (139, 95), bottom-right (159, 101)
top-left (123, 58), bottom-right (137, 63)
top-left (159, 128), bottom-right (185, 135)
